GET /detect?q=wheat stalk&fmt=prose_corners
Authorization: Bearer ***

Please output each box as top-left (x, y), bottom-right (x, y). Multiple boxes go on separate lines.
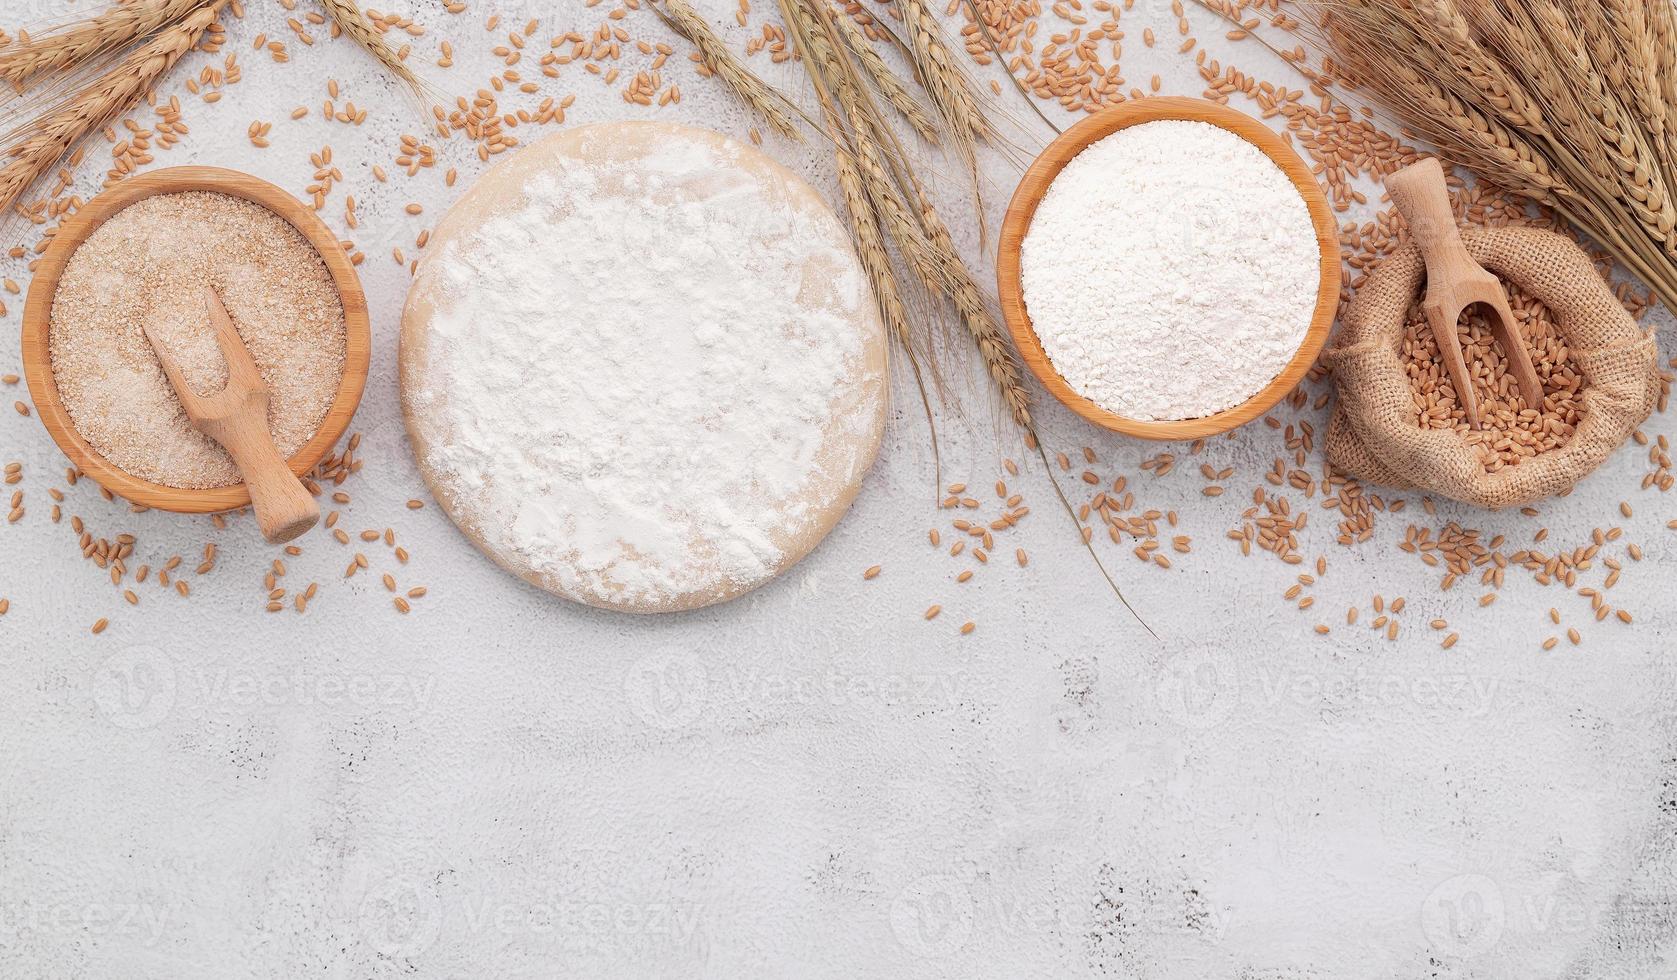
top-left (916, 198), bottom-right (1030, 428)
top-left (318, 0), bottom-right (430, 104)
top-left (770, 0), bottom-right (1142, 630)
top-left (778, 0), bottom-right (1029, 425)
top-left (1305, 0), bottom-right (1677, 310)
top-left (1652, 2), bottom-right (1677, 190)
top-left (796, 2), bottom-right (1030, 429)
top-left (1602, 0), bottom-right (1677, 194)
top-left (1562, 0), bottom-right (1630, 93)
top-left (1649, 0), bottom-right (1677, 152)
top-left (791, 5), bottom-right (955, 476)
top-left (846, 109), bottom-right (1033, 428)
top-left (1533, 4), bottom-right (1677, 253)
top-left (898, 0), bottom-right (990, 239)
top-left (1397, 0), bottom-right (1548, 134)
top-left (0, 0), bottom-right (213, 86)
top-left (1459, 2), bottom-right (1620, 187)
top-left (898, 0), bottom-right (987, 144)
top-left (829, 116), bottom-right (943, 475)
top-left (1602, 0), bottom-right (1662, 137)
top-left (833, 133), bottom-right (912, 351)
top-left (827, 8), bottom-right (940, 145)
top-left (0, 1), bottom-right (224, 216)
top-left (657, 0), bottom-right (801, 140)
top-left (1379, 57), bottom-right (1669, 293)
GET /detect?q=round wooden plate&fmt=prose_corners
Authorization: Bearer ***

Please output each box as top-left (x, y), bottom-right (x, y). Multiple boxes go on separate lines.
top-left (21, 166), bottom-right (371, 513)
top-left (997, 97), bottom-right (1342, 441)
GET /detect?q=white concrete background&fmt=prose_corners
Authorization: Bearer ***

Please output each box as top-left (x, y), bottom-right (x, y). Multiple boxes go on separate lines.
top-left (0, 0), bottom-right (1674, 977)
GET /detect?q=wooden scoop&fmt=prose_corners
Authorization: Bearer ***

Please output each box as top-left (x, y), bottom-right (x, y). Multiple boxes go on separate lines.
top-left (1386, 158), bottom-right (1545, 428)
top-left (143, 288), bottom-right (320, 544)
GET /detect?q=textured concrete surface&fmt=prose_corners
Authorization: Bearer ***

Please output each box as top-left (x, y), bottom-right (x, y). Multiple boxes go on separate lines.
top-left (0, 1), bottom-right (1673, 977)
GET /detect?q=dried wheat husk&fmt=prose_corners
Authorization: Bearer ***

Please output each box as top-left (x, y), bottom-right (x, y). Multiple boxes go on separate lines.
top-left (786, 0), bottom-right (1030, 428)
top-left (0, 1), bottom-right (226, 216)
top-left (319, 0), bottom-right (431, 105)
top-left (1398, 0), bottom-right (1548, 133)
top-left (1599, 0), bottom-right (1677, 195)
top-left (1306, 0), bottom-right (1677, 311)
top-left (830, 116), bottom-right (942, 475)
top-left (898, 0), bottom-right (990, 146)
top-left (0, 0), bottom-right (214, 86)
top-left (1530, 5), bottom-right (1677, 254)
top-left (1648, 0), bottom-right (1677, 159)
top-left (656, 0), bottom-right (802, 140)
top-left (897, 0), bottom-right (991, 239)
top-left (826, 8), bottom-right (940, 144)
top-left (773, 0), bottom-right (1158, 633)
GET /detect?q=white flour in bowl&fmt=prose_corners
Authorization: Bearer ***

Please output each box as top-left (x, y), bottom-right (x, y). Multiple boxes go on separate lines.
top-left (1020, 119), bottom-right (1319, 421)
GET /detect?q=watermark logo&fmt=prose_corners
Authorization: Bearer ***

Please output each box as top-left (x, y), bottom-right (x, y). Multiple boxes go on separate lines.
top-left (190, 666), bottom-right (435, 712)
top-left (1153, 652), bottom-right (1239, 730)
top-left (1421, 873), bottom-right (1505, 958)
top-left (624, 645), bottom-right (709, 731)
top-left (458, 895), bottom-right (702, 945)
top-left (91, 646), bottom-right (176, 729)
top-left (0, 900), bottom-right (171, 947)
top-left (356, 873), bottom-right (444, 959)
top-left (890, 876), bottom-right (974, 957)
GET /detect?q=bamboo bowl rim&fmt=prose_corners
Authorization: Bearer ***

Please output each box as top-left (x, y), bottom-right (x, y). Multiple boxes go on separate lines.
top-left (997, 97), bottom-right (1342, 441)
top-left (21, 166), bottom-right (371, 513)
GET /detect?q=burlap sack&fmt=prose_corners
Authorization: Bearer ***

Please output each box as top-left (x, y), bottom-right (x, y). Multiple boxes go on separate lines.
top-left (1324, 226), bottom-right (1660, 509)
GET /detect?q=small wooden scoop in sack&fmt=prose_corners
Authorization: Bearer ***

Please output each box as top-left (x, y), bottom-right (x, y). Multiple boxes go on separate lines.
top-left (143, 287), bottom-right (320, 544)
top-left (1386, 158), bottom-right (1545, 428)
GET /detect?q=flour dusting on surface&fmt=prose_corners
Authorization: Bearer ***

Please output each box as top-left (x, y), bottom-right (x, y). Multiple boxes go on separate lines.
top-left (1021, 120), bottom-right (1318, 421)
top-left (406, 126), bottom-right (882, 611)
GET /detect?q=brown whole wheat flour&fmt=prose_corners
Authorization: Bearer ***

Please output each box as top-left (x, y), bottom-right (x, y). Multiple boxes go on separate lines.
top-left (1326, 227), bottom-right (1660, 509)
top-left (49, 191), bottom-right (346, 489)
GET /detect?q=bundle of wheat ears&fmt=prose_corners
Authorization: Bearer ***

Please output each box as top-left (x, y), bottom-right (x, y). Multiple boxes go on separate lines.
top-left (1306, 0), bottom-right (1677, 313)
top-left (0, 0), bottom-right (417, 217)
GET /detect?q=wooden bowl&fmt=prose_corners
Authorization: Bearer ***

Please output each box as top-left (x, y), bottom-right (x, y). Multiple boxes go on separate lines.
top-left (21, 166), bottom-right (370, 513)
top-left (997, 97), bottom-right (1341, 441)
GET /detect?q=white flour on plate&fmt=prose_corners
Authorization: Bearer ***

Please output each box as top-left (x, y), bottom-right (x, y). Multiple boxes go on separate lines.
top-left (407, 131), bottom-right (878, 610)
top-left (1021, 119), bottom-right (1319, 421)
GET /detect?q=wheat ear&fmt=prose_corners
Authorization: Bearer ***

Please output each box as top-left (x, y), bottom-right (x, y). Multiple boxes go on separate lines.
top-left (0, 1), bottom-right (224, 216)
top-left (833, 133), bottom-right (913, 354)
top-left (1535, 5), bottom-right (1677, 253)
top-left (917, 197), bottom-right (1030, 428)
top-left (827, 8), bottom-right (940, 145)
top-left (898, 0), bottom-right (989, 241)
top-left (830, 118), bottom-right (942, 476)
top-left (658, 0), bottom-right (801, 141)
top-left (1399, 0), bottom-right (1548, 134)
top-left (1309, 0), bottom-right (1677, 310)
top-left (826, 58), bottom-right (1032, 429)
top-left (0, 0), bottom-right (214, 86)
top-left (785, 0), bottom-right (1140, 630)
top-left (1648, 0), bottom-right (1677, 158)
top-left (898, 0), bottom-right (987, 143)
top-left (318, 0), bottom-right (429, 102)
top-left (1600, 0), bottom-right (1675, 193)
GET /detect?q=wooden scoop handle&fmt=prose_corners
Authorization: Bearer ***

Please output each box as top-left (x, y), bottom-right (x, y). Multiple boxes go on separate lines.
top-left (1387, 159), bottom-right (1547, 422)
top-left (1387, 158), bottom-right (1472, 259)
top-left (1388, 159), bottom-right (1483, 426)
top-left (199, 292), bottom-right (318, 544)
top-left (148, 289), bottom-right (320, 544)
top-left (205, 407), bottom-right (320, 544)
